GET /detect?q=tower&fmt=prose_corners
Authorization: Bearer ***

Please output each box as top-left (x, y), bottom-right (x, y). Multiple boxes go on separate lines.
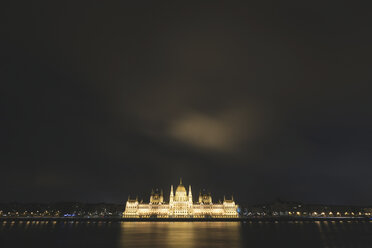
top-left (170, 185), bottom-right (174, 204)
top-left (160, 189), bottom-right (164, 203)
top-left (188, 185), bottom-right (192, 203)
top-left (188, 185), bottom-right (193, 216)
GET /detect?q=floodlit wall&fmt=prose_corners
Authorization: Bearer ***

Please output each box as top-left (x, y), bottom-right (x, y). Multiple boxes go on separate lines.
top-left (123, 185), bottom-right (238, 218)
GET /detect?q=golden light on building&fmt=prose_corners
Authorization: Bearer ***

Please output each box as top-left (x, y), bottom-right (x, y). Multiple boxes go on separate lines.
top-left (123, 178), bottom-right (238, 218)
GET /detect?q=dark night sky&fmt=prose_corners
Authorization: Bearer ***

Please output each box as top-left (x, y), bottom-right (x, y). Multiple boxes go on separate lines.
top-left (1, 1), bottom-right (372, 205)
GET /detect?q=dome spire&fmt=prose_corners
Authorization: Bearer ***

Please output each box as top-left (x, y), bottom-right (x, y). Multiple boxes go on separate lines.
top-left (180, 177), bottom-right (182, 185)
top-left (188, 185), bottom-right (192, 203)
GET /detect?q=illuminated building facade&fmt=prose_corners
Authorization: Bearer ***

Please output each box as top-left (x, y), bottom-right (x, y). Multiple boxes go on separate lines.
top-left (123, 179), bottom-right (238, 218)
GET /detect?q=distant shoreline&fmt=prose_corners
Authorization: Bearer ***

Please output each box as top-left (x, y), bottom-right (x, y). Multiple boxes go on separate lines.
top-left (0, 217), bottom-right (370, 222)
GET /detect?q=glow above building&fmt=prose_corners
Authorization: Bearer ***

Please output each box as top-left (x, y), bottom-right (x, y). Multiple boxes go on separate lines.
top-left (123, 179), bottom-right (238, 218)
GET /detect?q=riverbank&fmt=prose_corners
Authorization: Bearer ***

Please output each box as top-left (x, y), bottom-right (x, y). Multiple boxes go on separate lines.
top-left (0, 216), bottom-right (370, 222)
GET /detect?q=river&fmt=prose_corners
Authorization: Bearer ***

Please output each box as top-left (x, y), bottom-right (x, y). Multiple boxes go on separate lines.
top-left (1, 220), bottom-right (372, 247)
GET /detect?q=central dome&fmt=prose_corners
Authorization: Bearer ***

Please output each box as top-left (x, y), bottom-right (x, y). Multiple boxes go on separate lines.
top-left (175, 178), bottom-right (187, 196)
top-left (176, 184), bottom-right (186, 193)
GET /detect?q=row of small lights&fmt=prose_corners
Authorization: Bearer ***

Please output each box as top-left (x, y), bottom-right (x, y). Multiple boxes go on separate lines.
top-left (288, 211), bottom-right (366, 216)
top-left (0, 211), bottom-right (115, 217)
top-left (243, 211), bottom-right (372, 217)
top-left (2, 210), bottom-right (371, 217)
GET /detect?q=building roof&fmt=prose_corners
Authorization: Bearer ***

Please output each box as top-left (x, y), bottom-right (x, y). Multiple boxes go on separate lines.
top-left (175, 178), bottom-right (186, 193)
top-left (176, 184), bottom-right (186, 193)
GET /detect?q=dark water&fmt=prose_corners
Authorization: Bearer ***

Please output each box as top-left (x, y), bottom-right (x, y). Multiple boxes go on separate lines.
top-left (1, 220), bottom-right (372, 248)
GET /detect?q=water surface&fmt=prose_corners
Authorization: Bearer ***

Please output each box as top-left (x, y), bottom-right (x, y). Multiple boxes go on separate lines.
top-left (1, 220), bottom-right (372, 247)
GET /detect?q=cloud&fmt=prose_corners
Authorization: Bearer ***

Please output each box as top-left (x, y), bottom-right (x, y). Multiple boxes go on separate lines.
top-left (168, 109), bottom-right (258, 152)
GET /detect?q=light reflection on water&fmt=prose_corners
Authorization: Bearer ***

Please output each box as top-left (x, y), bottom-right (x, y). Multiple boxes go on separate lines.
top-left (1, 220), bottom-right (372, 247)
top-left (120, 222), bottom-right (242, 248)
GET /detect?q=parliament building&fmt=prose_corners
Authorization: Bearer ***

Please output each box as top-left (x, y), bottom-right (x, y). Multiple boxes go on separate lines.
top-left (123, 179), bottom-right (238, 218)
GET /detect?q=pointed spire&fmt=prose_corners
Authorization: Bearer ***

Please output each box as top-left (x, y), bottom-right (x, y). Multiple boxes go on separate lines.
top-left (170, 185), bottom-right (174, 197)
top-left (180, 177), bottom-right (182, 185)
top-left (170, 185), bottom-right (174, 203)
top-left (188, 185), bottom-right (192, 203)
